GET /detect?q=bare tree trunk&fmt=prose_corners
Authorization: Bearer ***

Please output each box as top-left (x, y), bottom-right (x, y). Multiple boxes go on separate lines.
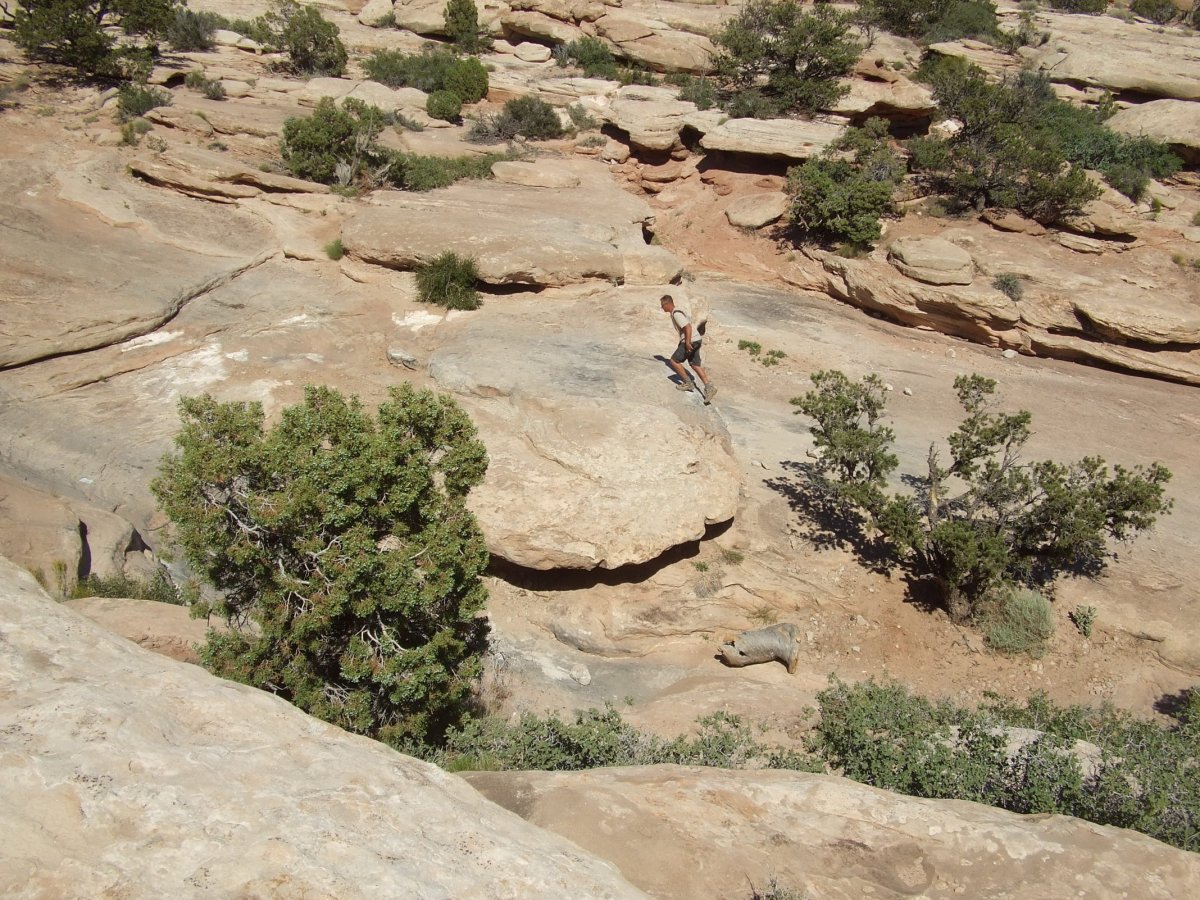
top-left (937, 577), bottom-right (972, 624)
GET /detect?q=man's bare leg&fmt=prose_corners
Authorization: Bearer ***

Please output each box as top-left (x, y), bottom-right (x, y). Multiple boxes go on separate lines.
top-left (668, 358), bottom-right (694, 388)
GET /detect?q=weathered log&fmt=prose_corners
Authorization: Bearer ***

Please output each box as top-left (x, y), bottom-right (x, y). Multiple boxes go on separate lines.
top-left (718, 623), bottom-right (802, 674)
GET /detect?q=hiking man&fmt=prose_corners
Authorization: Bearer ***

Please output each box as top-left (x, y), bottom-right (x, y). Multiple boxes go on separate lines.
top-left (661, 294), bottom-right (716, 402)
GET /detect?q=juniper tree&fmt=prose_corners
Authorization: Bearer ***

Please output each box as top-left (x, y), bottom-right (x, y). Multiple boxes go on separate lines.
top-left (152, 384), bottom-right (491, 745)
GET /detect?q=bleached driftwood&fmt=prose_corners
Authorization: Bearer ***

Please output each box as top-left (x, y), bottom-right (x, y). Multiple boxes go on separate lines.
top-left (719, 623), bottom-right (802, 674)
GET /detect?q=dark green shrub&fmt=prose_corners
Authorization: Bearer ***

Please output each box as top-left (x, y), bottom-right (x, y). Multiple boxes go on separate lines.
top-left (324, 237), bottom-right (344, 260)
top-left (921, 0), bottom-right (1002, 43)
top-left (1130, 0), bottom-right (1178, 21)
top-left (498, 95), bottom-right (564, 140)
top-left (426, 89), bottom-right (463, 122)
top-left (443, 0), bottom-right (491, 53)
top-left (786, 118), bottom-right (902, 246)
top-left (716, 1), bottom-right (858, 116)
top-left (363, 45), bottom-right (456, 92)
top-left (167, 8), bottom-right (224, 51)
top-left (222, 15), bottom-right (277, 45)
top-left (666, 73), bottom-right (718, 110)
top-left (557, 36), bottom-right (619, 79)
top-left (185, 70), bottom-right (226, 100)
top-left (268, 1), bottom-right (347, 76)
top-left (1048, 0), bottom-right (1108, 12)
top-left (992, 272), bottom-right (1023, 300)
top-left (152, 385), bottom-right (490, 746)
top-left (280, 97), bottom-right (393, 185)
top-left (416, 251), bottom-right (482, 310)
top-left (11, 0), bottom-right (177, 78)
top-left (444, 57), bottom-right (489, 103)
top-left (116, 83), bottom-right (171, 121)
top-left (858, 0), bottom-right (954, 37)
top-left (393, 151), bottom-right (508, 191)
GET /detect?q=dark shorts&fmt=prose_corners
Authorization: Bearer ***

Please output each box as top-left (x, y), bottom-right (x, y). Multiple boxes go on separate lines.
top-left (672, 341), bottom-right (702, 366)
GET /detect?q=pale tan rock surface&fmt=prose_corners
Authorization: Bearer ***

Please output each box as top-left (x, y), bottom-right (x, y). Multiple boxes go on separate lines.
top-left (463, 765), bottom-right (1200, 900)
top-left (699, 116), bottom-right (846, 159)
top-left (342, 159), bottom-right (681, 286)
top-left (725, 192), bottom-right (789, 229)
top-left (593, 13), bottom-right (717, 74)
top-left (0, 557), bottom-right (647, 898)
top-left (605, 84), bottom-right (697, 150)
top-left (64, 596), bottom-right (210, 663)
top-left (429, 289), bottom-right (741, 569)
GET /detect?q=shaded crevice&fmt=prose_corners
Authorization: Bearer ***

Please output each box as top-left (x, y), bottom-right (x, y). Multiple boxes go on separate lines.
top-left (77, 520), bottom-right (92, 582)
top-left (487, 518), bottom-right (734, 591)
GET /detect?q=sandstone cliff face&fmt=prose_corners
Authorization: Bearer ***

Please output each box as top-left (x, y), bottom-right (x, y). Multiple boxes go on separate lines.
top-left (0, 556), bottom-right (646, 899)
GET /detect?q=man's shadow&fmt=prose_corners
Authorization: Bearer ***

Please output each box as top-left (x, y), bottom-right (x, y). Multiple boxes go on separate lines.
top-left (653, 354), bottom-right (690, 386)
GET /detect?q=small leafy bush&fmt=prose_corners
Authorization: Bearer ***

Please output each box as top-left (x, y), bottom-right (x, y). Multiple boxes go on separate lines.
top-left (394, 151), bottom-right (507, 191)
top-left (444, 56), bottom-right (490, 103)
top-left (787, 118), bottom-right (902, 246)
top-left (557, 36), bottom-right (619, 79)
top-left (324, 237), bottom-right (344, 260)
top-left (666, 73), bottom-right (718, 110)
top-left (185, 71), bottom-right (226, 100)
top-left (280, 97), bottom-right (393, 185)
top-left (1047, 0), bottom-right (1108, 11)
top-left (117, 84), bottom-right (171, 122)
top-left (426, 89), bottom-right (463, 122)
top-left (992, 272), bottom-right (1023, 300)
top-left (71, 570), bottom-right (182, 605)
top-left (566, 103), bottom-right (599, 131)
top-left (488, 95), bottom-right (564, 141)
top-left (1069, 604), bottom-right (1097, 637)
top-left (983, 587), bottom-right (1054, 657)
top-left (168, 8), bottom-right (225, 51)
top-left (120, 117), bottom-right (154, 145)
top-left (416, 251), bottom-right (482, 310)
top-left (1130, 0), bottom-right (1178, 22)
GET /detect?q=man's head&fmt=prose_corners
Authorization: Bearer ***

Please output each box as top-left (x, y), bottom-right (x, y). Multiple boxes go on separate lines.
top-left (660, 295), bottom-right (675, 313)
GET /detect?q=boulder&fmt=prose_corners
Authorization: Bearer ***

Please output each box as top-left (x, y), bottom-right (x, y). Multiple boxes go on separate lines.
top-left (981, 209), bottom-right (1047, 236)
top-left (0, 557), bottom-right (647, 897)
top-left (725, 193), bottom-right (789, 229)
top-left (342, 159), bottom-right (681, 287)
top-left (464, 765), bottom-right (1200, 900)
top-left (392, 0), bottom-right (447, 35)
top-left (831, 74), bottom-right (936, 119)
top-left (1107, 99), bottom-right (1200, 165)
top-left (605, 84), bottom-right (696, 151)
top-left (514, 41), bottom-right (554, 63)
top-left (600, 138), bottom-right (631, 162)
top-left (491, 160), bottom-right (583, 188)
top-left (699, 117), bottom-right (845, 160)
top-left (888, 236), bottom-right (975, 285)
top-left (358, 0), bottom-right (396, 27)
top-left (427, 291), bottom-right (740, 569)
top-left (502, 11), bottom-right (585, 43)
top-left (593, 14), bottom-right (717, 74)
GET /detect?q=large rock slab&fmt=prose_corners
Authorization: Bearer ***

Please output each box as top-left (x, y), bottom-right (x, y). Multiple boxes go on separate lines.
top-left (699, 117), bottom-right (846, 159)
top-left (593, 13), bottom-right (717, 74)
top-left (1107, 99), bottom-right (1200, 164)
top-left (342, 159), bottom-right (682, 286)
top-left (604, 84), bottom-right (698, 151)
top-left (888, 236), bottom-right (975, 285)
top-left (427, 290), bottom-right (741, 570)
top-left (464, 765), bottom-right (1200, 900)
top-left (0, 557), bottom-right (647, 898)
top-left (725, 192), bottom-right (789, 229)
top-left (0, 152), bottom-right (273, 368)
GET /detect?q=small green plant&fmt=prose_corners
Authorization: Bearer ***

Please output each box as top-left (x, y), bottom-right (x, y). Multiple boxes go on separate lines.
top-left (1173, 253), bottom-right (1200, 271)
top-left (394, 113), bottom-right (425, 133)
top-left (748, 877), bottom-right (809, 900)
top-left (324, 237), bottom-right (344, 260)
top-left (556, 36), bottom-right (619, 79)
top-left (720, 548), bottom-right (745, 566)
top-left (1048, 0), bottom-right (1108, 12)
top-left (185, 71), bottom-right (227, 101)
top-left (416, 251), bottom-right (481, 310)
top-left (50, 559), bottom-right (71, 597)
top-left (120, 118), bottom-right (153, 146)
top-left (116, 84), bottom-right (171, 122)
top-left (666, 73), bottom-right (718, 110)
top-left (993, 272), bottom-right (1024, 300)
top-left (1069, 604), bottom-right (1097, 638)
top-left (761, 349), bottom-right (787, 367)
top-left (426, 89), bottom-right (463, 122)
top-left (738, 340), bottom-right (763, 356)
top-left (566, 103), bottom-right (599, 131)
top-left (578, 134), bottom-right (606, 148)
top-left (1191, 211), bottom-right (1200, 227)
top-left (393, 151), bottom-right (509, 192)
top-left (984, 587), bottom-right (1055, 657)
top-left (748, 604), bottom-right (779, 625)
top-left (693, 561), bottom-right (710, 573)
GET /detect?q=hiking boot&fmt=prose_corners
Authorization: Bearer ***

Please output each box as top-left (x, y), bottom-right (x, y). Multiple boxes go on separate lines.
top-left (704, 383), bottom-right (718, 400)
top-left (675, 380), bottom-right (695, 392)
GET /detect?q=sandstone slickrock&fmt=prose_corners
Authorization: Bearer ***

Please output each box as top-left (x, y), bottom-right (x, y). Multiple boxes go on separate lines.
top-left (592, 13), bottom-right (717, 74)
top-left (463, 765), bottom-right (1200, 900)
top-left (604, 84), bottom-right (697, 151)
top-left (427, 289), bottom-right (740, 569)
top-left (699, 117), bottom-right (846, 159)
top-left (888, 236), bottom-right (976, 285)
top-left (342, 159), bottom-right (682, 286)
top-left (0, 557), bottom-right (648, 898)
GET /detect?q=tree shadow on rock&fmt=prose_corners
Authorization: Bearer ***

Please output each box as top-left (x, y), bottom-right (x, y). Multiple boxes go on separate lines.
top-left (766, 459), bottom-right (896, 576)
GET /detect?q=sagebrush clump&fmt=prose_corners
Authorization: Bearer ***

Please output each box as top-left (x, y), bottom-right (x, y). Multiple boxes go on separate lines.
top-left (416, 252), bottom-right (482, 310)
